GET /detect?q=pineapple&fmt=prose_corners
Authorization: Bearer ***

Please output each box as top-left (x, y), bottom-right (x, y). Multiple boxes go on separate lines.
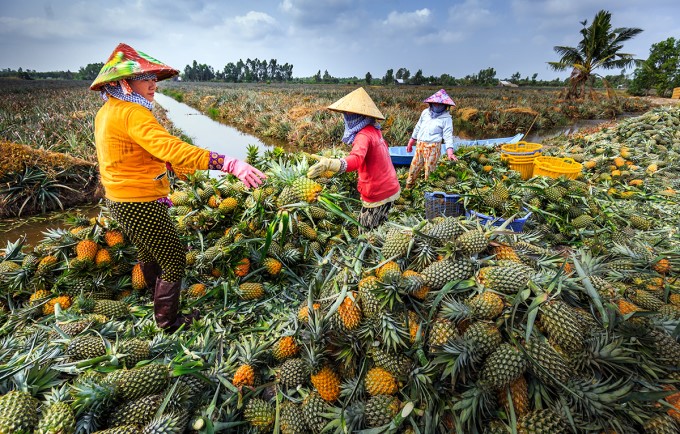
top-left (262, 257), bottom-right (283, 275)
top-left (104, 230), bottom-right (125, 247)
top-left (376, 261), bottom-right (401, 282)
top-left (365, 367), bottom-right (398, 396)
top-left (427, 316), bottom-right (458, 349)
top-left (298, 302), bottom-right (322, 322)
top-left (571, 214), bottom-right (593, 229)
top-left (480, 343), bottom-right (527, 390)
top-left (466, 292), bottom-right (504, 320)
top-left (36, 400), bottom-right (75, 434)
top-left (280, 401), bottom-right (308, 434)
top-left (0, 390), bottom-right (40, 433)
top-left (272, 336), bottom-right (300, 361)
top-left (364, 395), bottom-right (400, 428)
top-left (539, 300), bottom-right (585, 354)
top-left (108, 363), bottom-right (170, 401)
top-left (482, 182), bottom-right (510, 209)
top-left (108, 394), bottom-right (163, 428)
top-left (75, 239), bottom-right (99, 263)
top-left (298, 221), bottom-right (318, 240)
top-left (369, 346), bottom-right (413, 377)
top-left (37, 255), bottom-right (58, 275)
top-left (491, 244), bottom-right (521, 262)
top-left (381, 229), bottom-right (412, 259)
top-left (302, 391), bottom-right (328, 433)
top-left (94, 248), bottom-right (112, 268)
top-left (238, 282), bottom-right (265, 300)
top-left (333, 292), bottom-right (362, 331)
top-left (524, 338), bottom-right (573, 386)
top-left (187, 283), bottom-right (207, 298)
top-left (278, 358), bottom-right (309, 388)
top-left (120, 338), bottom-right (150, 368)
top-left (67, 335), bottom-right (107, 361)
top-left (457, 229), bottom-right (488, 255)
top-left (43, 295), bottom-right (72, 315)
top-left (628, 288), bottom-right (664, 311)
top-left (310, 365), bottom-right (341, 402)
top-left (476, 266), bottom-right (530, 294)
top-left (401, 270), bottom-right (427, 297)
top-left (497, 375), bottom-right (529, 417)
top-left (131, 263), bottom-right (146, 290)
top-left (29, 289), bottom-right (51, 305)
top-left (517, 409), bottom-right (568, 434)
top-left (630, 214), bottom-right (651, 230)
top-left (427, 216), bottom-right (464, 244)
top-left (244, 398), bottom-right (275, 431)
top-left (292, 176), bottom-right (323, 202)
top-left (422, 258), bottom-right (474, 290)
top-left (232, 337), bottom-right (268, 388)
top-left (277, 186), bottom-right (299, 208)
top-left (93, 299), bottom-right (129, 319)
top-left (234, 258), bottom-right (250, 277)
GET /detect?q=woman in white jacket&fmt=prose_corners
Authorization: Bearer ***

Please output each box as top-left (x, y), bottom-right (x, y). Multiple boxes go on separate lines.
top-left (405, 89), bottom-right (457, 189)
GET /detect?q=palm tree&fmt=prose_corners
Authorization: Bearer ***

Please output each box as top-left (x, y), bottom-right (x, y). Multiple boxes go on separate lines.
top-left (549, 10), bottom-right (643, 99)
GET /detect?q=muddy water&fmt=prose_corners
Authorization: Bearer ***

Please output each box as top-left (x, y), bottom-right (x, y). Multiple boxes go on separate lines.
top-left (154, 93), bottom-right (276, 162)
top-left (0, 203), bottom-right (102, 248)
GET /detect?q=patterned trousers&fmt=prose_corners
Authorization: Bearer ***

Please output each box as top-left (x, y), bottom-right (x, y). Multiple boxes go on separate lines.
top-left (106, 199), bottom-right (186, 282)
top-left (406, 141), bottom-right (441, 188)
top-left (358, 201), bottom-right (393, 232)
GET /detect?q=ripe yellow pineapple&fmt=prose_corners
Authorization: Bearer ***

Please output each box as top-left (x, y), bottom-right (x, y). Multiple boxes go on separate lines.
top-left (336, 292), bottom-right (362, 330)
top-left (292, 176), bottom-right (323, 202)
top-left (310, 365), bottom-right (341, 402)
top-left (234, 258), bottom-right (250, 277)
top-left (104, 230), bottom-right (125, 247)
top-left (233, 364), bottom-right (256, 388)
top-left (491, 244), bottom-right (521, 262)
top-left (365, 367), bottom-right (398, 396)
top-left (297, 303), bottom-right (321, 322)
top-left (131, 263), bottom-right (146, 290)
top-left (497, 375), bottom-right (530, 417)
top-left (75, 239), bottom-right (99, 263)
top-left (262, 257), bottom-right (283, 275)
top-left (187, 283), bottom-right (207, 298)
top-left (467, 292), bottom-right (504, 320)
top-left (272, 336), bottom-right (300, 361)
top-left (95, 248), bottom-right (112, 268)
top-left (43, 295), bottom-right (72, 315)
top-left (29, 289), bottom-right (51, 305)
top-left (376, 261), bottom-right (401, 281)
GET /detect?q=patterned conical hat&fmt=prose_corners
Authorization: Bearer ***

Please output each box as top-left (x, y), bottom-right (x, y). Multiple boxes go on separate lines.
top-left (423, 88), bottom-right (455, 106)
top-left (327, 87), bottom-right (385, 120)
top-left (90, 43), bottom-right (179, 91)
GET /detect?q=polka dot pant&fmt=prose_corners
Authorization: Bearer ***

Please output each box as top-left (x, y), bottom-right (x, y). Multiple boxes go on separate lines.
top-left (106, 199), bottom-right (185, 282)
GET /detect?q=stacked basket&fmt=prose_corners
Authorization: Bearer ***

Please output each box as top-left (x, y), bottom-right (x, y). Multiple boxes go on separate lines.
top-left (533, 156), bottom-right (583, 179)
top-left (500, 141), bottom-right (543, 180)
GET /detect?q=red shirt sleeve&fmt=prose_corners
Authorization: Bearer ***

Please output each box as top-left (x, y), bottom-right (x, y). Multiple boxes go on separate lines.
top-left (344, 133), bottom-right (370, 172)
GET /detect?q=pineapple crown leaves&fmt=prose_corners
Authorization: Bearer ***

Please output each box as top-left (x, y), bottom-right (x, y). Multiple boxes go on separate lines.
top-left (451, 381), bottom-right (498, 433)
top-left (10, 361), bottom-right (65, 398)
top-left (431, 337), bottom-right (482, 384)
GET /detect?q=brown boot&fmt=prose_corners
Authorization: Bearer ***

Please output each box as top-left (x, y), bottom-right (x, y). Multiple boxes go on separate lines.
top-left (154, 278), bottom-right (199, 332)
top-left (140, 262), bottom-right (161, 297)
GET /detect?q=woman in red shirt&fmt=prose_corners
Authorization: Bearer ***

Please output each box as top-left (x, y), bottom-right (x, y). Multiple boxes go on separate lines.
top-left (308, 87), bottom-right (400, 230)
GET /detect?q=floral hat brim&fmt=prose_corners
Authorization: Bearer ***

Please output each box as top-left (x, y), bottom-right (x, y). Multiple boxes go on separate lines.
top-left (90, 43), bottom-right (179, 91)
top-left (423, 89), bottom-right (455, 106)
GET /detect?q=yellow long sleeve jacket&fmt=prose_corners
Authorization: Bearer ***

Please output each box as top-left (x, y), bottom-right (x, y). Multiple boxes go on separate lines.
top-left (95, 98), bottom-right (210, 202)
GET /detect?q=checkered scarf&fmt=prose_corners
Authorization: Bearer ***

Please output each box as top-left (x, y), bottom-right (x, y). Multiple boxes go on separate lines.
top-left (342, 113), bottom-right (379, 144)
top-left (101, 73), bottom-right (157, 111)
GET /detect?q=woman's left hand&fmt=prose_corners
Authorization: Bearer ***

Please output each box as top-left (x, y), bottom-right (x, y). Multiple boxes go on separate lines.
top-left (447, 148), bottom-right (458, 161)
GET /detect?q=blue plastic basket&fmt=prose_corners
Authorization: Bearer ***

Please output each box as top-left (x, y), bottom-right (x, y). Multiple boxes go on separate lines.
top-left (424, 192), bottom-right (464, 220)
top-left (466, 210), bottom-right (532, 232)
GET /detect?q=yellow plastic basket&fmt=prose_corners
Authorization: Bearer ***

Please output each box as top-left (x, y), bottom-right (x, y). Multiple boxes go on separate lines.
top-left (533, 156), bottom-right (583, 179)
top-left (501, 152), bottom-right (541, 180)
top-left (501, 141), bottom-right (543, 155)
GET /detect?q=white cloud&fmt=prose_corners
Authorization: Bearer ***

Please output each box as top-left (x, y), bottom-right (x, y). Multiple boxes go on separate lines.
top-left (449, 0), bottom-right (496, 28)
top-left (382, 8), bottom-right (431, 29)
top-left (218, 11), bottom-right (281, 41)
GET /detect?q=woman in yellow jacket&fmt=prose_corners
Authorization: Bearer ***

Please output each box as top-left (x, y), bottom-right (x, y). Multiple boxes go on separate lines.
top-left (90, 43), bottom-right (265, 332)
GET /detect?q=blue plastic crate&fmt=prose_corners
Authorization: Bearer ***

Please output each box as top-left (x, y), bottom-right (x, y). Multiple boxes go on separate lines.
top-left (466, 210), bottom-right (532, 232)
top-left (424, 192), bottom-right (464, 220)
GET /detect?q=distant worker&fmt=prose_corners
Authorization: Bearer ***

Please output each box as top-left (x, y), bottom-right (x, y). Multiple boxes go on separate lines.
top-left (405, 89), bottom-right (457, 189)
top-left (307, 87), bottom-right (400, 230)
top-left (90, 43), bottom-right (265, 332)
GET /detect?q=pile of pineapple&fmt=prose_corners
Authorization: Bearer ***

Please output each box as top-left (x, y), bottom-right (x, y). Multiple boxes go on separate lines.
top-left (0, 141), bottom-right (679, 433)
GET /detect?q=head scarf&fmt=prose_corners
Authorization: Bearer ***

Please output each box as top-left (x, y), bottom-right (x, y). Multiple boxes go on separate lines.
top-left (342, 113), bottom-right (379, 144)
top-left (428, 103), bottom-right (448, 117)
top-left (101, 72), bottom-right (157, 111)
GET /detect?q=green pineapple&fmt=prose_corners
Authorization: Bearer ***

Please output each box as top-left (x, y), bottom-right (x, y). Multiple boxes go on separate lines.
top-left (91, 426), bottom-right (139, 434)
top-left (36, 401), bottom-right (76, 434)
top-left (629, 214), bottom-right (651, 230)
top-left (539, 300), bottom-right (585, 354)
top-left (423, 258), bottom-right (474, 290)
top-left (244, 398), bottom-right (275, 431)
top-left (364, 395), bottom-right (400, 428)
top-left (571, 214), bottom-right (593, 229)
top-left (426, 216), bottom-right (464, 244)
top-left (108, 394), bottom-right (163, 428)
top-left (543, 185), bottom-right (567, 203)
top-left (120, 338), bottom-right (150, 368)
top-left (369, 346), bottom-right (413, 377)
top-left (462, 321), bottom-right (503, 359)
top-left (141, 412), bottom-right (187, 434)
top-left (66, 335), bottom-right (107, 361)
top-left (427, 316), bottom-right (458, 348)
top-left (524, 338), bottom-right (573, 386)
top-left (480, 343), bottom-right (527, 389)
top-left (476, 266), bottom-right (530, 294)
top-left (482, 183), bottom-right (510, 209)
top-left (292, 176), bottom-right (322, 202)
top-left (628, 288), bottom-right (664, 310)
top-left (302, 391), bottom-right (328, 434)
top-left (297, 221), bottom-right (318, 240)
top-left (93, 299), bottom-right (129, 319)
top-left (358, 276), bottom-right (381, 319)
top-left (277, 186), bottom-right (299, 208)
top-left (457, 230), bottom-right (488, 255)
top-left (280, 401), bottom-right (309, 434)
top-left (0, 390), bottom-right (40, 433)
top-left (381, 229), bottom-right (412, 259)
top-left (278, 358), bottom-right (310, 389)
top-left (517, 409), bottom-right (568, 434)
top-left (108, 363), bottom-right (170, 402)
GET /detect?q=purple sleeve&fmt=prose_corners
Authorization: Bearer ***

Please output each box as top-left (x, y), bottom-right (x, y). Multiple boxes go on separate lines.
top-left (208, 152), bottom-right (225, 170)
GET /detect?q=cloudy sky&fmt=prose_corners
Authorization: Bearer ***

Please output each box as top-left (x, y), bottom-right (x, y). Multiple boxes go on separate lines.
top-left (1, 0), bottom-right (677, 80)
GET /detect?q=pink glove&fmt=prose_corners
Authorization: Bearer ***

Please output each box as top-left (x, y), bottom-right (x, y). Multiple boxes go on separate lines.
top-left (221, 158), bottom-right (266, 188)
top-left (447, 148), bottom-right (458, 161)
top-left (406, 138), bottom-right (416, 153)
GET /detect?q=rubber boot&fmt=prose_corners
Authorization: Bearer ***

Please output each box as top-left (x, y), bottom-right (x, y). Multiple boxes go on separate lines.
top-left (153, 278), bottom-right (199, 333)
top-left (140, 262), bottom-right (162, 297)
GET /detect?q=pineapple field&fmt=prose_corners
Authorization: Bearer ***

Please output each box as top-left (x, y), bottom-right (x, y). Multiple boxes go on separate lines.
top-left (1, 79), bottom-right (680, 433)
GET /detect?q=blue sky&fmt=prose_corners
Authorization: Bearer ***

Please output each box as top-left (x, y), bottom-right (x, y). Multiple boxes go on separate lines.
top-left (0, 0), bottom-right (677, 80)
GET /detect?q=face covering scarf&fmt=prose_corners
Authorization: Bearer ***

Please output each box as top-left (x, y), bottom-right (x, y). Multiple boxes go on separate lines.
top-left (428, 103), bottom-right (448, 117)
top-left (342, 113), bottom-right (379, 144)
top-left (100, 73), bottom-right (157, 111)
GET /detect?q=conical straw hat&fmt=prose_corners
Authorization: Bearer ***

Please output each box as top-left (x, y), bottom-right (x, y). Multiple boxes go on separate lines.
top-left (423, 88), bottom-right (456, 106)
top-left (327, 87), bottom-right (385, 120)
top-left (90, 43), bottom-right (179, 91)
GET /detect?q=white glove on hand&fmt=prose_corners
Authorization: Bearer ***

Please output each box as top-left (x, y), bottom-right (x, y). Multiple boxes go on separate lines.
top-left (307, 157), bottom-right (342, 179)
top-left (221, 158), bottom-right (266, 188)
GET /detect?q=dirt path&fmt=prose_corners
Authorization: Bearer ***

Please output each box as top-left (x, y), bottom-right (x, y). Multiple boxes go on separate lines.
top-left (641, 96), bottom-right (680, 107)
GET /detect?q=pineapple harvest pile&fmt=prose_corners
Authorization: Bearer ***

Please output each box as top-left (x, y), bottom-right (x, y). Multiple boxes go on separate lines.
top-left (1, 107), bottom-right (680, 434)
